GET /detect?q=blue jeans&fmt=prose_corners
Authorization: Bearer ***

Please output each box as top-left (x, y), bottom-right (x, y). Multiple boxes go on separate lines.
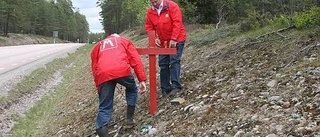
top-left (95, 75), bottom-right (138, 129)
top-left (158, 41), bottom-right (185, 93)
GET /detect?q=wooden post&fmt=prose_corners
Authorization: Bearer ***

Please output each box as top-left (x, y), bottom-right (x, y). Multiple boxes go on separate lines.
top-left (136, 31), bottom-right (176, 115)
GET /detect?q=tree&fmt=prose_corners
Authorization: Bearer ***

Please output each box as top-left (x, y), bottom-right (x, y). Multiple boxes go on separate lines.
top-left (0, 0), bottom-right (89, 42)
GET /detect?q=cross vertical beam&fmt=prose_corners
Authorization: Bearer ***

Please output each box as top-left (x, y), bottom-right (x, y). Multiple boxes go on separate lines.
top-left (136, 31), bottom-right (176, 115)
top-left (147, 31), bottom-right (157, 115)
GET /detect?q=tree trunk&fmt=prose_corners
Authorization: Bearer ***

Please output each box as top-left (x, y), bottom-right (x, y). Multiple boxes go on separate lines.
top-left (5, 12), bottom-right (9, 36)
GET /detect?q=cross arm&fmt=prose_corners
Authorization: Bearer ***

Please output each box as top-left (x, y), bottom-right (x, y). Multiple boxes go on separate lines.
top-left (136, 48), bottom-right (176, 55)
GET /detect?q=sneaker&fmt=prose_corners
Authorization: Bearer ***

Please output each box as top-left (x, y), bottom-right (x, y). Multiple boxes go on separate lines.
top-left (169, 88), bottom-right (180, 97)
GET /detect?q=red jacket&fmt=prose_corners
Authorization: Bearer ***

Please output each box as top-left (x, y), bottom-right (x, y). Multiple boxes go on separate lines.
top-left (90, 35), bottom-right (146, 90)
top-left (145, 0), bottom-right (187, 46)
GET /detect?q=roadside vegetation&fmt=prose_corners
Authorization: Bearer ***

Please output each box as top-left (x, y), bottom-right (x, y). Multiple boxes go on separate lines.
top-left (1, 0), bottom-right (319, 136)
top-left (6, 21), bottom-right (320, 137)
top-left (8, 45), bottom-right (96, 136)
top-left (0, 33), bottom-right (64, 46)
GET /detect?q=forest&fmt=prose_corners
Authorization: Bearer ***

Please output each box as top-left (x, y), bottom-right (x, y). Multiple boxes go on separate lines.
top-left (1, 0), bottom-right (320, 42)
top-left (0, 0), bottom-right (88, 42)
top-left (99, 0), bottom-right (320, 34)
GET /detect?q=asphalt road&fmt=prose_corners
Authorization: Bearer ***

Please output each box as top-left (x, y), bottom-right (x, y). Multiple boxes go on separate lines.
top-left (0, 43), bottom-right (85, 96)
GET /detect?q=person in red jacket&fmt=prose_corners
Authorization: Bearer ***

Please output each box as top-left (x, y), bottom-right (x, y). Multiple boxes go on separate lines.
top-left (91, 34), bottom-right (147, 137)
top-left (145, 0), bottom-right (187, 97)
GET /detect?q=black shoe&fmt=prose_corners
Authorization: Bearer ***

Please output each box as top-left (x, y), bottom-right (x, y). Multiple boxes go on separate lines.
top-left (96, 125), bottom-right (108, 137)
top-left (169, 88), bottom-right (180, 97)
top-left (158, 89), bottom-right (171, 99)
top-left (126, 105), bottom-right (137, 129)
top-left (158, 93), bottom-right (167, 99)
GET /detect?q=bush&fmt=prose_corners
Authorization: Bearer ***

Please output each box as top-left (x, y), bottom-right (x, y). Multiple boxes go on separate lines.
top-left (239, 10), bottom-right (271, 32)
top-left (269, 15), bottom-right (293, 28)
top-left (239, 19), bottom-right (261, 32)
top-left (239, 20), bottom-right (253, 32)
top-left (294, 6), bottom-right (320, 29)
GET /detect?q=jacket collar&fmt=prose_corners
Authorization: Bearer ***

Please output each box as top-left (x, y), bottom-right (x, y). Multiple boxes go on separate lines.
top-left (151, 0), bottom-right (169, 13)
top-left (151, 0), bottom-right (163, 10)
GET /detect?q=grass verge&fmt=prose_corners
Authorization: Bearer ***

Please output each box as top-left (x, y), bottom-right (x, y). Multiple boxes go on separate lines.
top-left (9, 44), bottom-right (97, 136)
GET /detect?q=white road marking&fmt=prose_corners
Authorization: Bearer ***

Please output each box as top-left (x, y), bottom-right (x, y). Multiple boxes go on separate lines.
top-left (12, 63), bottom-right (18, 66)
top-left (0, 68), bottom-right (4, 71)
top-left (30, 58), bottom-right (34, 60)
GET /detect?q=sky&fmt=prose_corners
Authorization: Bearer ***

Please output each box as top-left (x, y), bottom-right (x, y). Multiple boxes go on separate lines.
top-left (72, 0), bottom-right (104, 33)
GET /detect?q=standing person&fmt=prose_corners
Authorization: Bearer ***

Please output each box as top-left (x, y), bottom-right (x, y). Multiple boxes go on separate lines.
top-left (145, 0), bottom-right (187, 97)
top-left (90, 34), bottom-right (147, 137)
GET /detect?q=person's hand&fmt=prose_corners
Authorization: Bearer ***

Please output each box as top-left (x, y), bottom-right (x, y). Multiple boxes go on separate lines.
top-left (169, 40), bottom-right (178, 48)
top-left (155, 38), bottom-right (161, 48)
top-left (138, 81), bottom-right (147, 94)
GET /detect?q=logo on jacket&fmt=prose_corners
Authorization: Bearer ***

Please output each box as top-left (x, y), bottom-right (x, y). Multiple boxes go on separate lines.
top-left (100, 38), bottom-right (118, 51)
top-left (165, 14), bottom-right (169, 18)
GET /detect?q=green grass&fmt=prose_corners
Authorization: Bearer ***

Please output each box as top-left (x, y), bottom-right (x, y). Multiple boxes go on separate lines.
top-left (10, 91), bottom-right (58, 136)
top-left (9, 44), bottom-right (94, 137)
top-left (0, 56), bottom-right (68, 108)
top-left (187, 24), bottom-right (240, 47)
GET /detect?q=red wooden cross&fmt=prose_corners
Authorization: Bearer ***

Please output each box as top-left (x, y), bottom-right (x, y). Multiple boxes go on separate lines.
top-left (136, 31), bottom-right (176, 115)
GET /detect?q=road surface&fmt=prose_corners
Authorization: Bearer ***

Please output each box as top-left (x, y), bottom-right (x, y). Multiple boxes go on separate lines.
top-left (0, 43), bottom-right (85, 96)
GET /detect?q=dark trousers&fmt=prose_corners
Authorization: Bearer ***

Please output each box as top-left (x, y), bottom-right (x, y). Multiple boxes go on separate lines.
top-left (95, 75), bottom-right (138, 129)
top-left (158, 41), bottom-right (185, 93)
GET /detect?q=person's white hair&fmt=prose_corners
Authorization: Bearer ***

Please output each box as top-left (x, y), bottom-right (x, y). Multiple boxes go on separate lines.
top-left (111, 33), bottom-right (120, 37)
